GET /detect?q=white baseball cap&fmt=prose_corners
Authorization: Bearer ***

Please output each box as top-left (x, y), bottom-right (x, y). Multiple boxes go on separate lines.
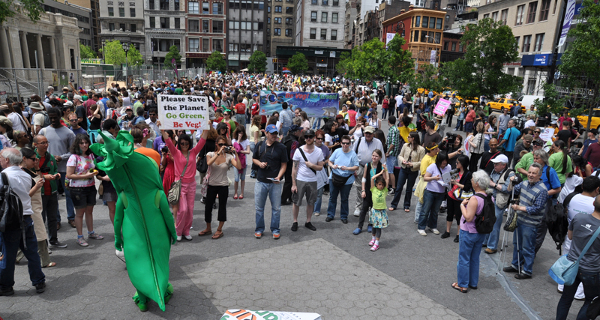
top-left (491, 154), bottom-right (509, 164)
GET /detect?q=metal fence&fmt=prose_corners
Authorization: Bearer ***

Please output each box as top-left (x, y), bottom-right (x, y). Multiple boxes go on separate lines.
top-left (0, 66), bottom-right (206, 104)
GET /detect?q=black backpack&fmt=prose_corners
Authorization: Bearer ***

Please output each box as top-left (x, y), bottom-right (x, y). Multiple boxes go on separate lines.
top-left (0, 172), bottom-right (26, 247)
top-left (547, 192), bottom-right (577, 255)
top-left (474, 193), bottom-right (496, 234)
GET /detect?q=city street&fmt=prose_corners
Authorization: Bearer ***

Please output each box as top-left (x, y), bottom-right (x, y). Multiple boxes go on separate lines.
top-left (0, 117), bottom-right (581, 320)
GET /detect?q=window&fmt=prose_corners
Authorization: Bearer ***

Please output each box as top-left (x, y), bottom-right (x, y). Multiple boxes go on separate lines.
top-left (429, 17), bottom-right (435, 28)
top-left (120, 23), bottom-right (126, 30)
top-left (189, 20), bottom-right (199, 32)
top-left (332, 12), bottom-right (338, 23)
top-left (501, 9), bottom-right (508, 24)
top-left (189, 38), bottom-right (199, 52)
top-left (515, 5), bottom-right (524, 25)
top-left (188, 2), bottom-right (199, 13)
top-left (483, 13), bottom-right (489, 19)
top-left (149, 0), bottom-right (154, 9)
top-left (331, 29), bottom-right (337, 40)
top-left (108, 7), bottom-right (114, 16)
top-left (285, 28), bottom-right (292, 36)
top-left (228, 43), bottom-right (239, 52)
top-left (118, 7), bottom-right (124, 16)
top-left (444, 41), bottom-right (449, 50)
top-left (213, 39), bottom-right (222, 52)
top-left (267, 6), bottom-right (270, 12)
top-left (275, 17), bottom-right (282, 24)
top-left (451, 42), bottom-right (456, 51)
top-left (527, 1), bottom-right (537, 23)
top-left (320, 29), bottom-right (326, 40)
top-left (149, 17), bottom-right (155, 28)
top-left (241, 43), bottom-right (252, 52)
top-left (422, 16), bottom-right (428, 28)
top-left (130, 8), bottom-right (135, 17)
top-left (174, 18), bottom-right (180, 29)
top-left (310, 28), bottom-right (316, 39)
top-left (322, 0), bottom-right (328, 5)
top-left (491, 11), bottom-right (498, 21)
top-left (174, 0), bottom-right (179, 10)
top-left (267, 17), bottom-right (270, 24)
top-left (435, 32), bottom-right (441, 44)
top-left (311, 11), bottom-right (317, 21)
top-left (286, 6), bottom-right (292, 13)
top-left (514, 36), bottom-right (520, 50)
top-left (420, 30), bottom-right (427, 42)
top-left (228, 21), bottom-right (239, 29)
top-left (333, 0), bottom-right (338, 5)
top-left (109, 22), bottom-right (115, 31)
top-left (428, 31), bottom-right (434, 42)
top-left (203, 20), bottom-right (209, 32)
top-left (321, 12), bottom-right (327, 22)
top-left (286, 17), bottom-right (292, 24)
top-left (459, 43), bottom-right (463, 51)
top-left (436, 17), bottom-right (442, 29)
top-left (275, 6), bottom-right (282, 12)
top-left (213, 2), bottom-right (223, 14)
top-left (202, 38), bottom-right (209, 51)
top-left (160, 0), bottom-right (169, 10)
top-left (203, 1), bottom-right (209, 13)
top-left (130, 23), bottom-right (136, 32)
top-left (274, 28), bottom-right (281, 36)
top-left (160, 17), bottom-right (170, 28)
top-left (522, 35), bottom-right (531, 52)
top-left (540, 0), bottom-right (550, 21)
top-left (534, 33), bottom-right (544, 51)
top-left (413, 30), bottom-right (419, 42)
top-left (311, 0), bottom-right (317, 4)
top-left (415, 16), bottom-right (420, 27)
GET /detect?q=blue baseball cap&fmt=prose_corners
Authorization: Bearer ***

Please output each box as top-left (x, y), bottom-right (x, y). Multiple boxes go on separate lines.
top-left (266, 124), bottom-right (278, 133)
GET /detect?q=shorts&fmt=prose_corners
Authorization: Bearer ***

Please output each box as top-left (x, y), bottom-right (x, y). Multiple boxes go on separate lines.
top-left (292, 180), bottom-right (318, 207)
top-left (386, 155), bottom-right (398, 170)
top-left (103, 190), bottom-right (118, 202)
top-left (234, 167), bottom-right (247, 182)
top-left (69, 186), bottom-right (97, 209)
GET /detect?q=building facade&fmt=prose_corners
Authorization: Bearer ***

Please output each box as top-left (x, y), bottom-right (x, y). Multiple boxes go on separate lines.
top-left (343, 0), bottom-right (357, 49)
top-left (440, 27), bottom-right (464, 62)
top-left (66, 0), bottom-right (102, 52)
top-left (266, 0), bottom-right (295, 56)
top-left (42, 0), bottom-right (94, 48)
top-left (186, 0), bottom-right (226, 68)
top-left (478, 0), bottom-right (562, 95)
top-left (294, 0), bottom-right (345, 48)
top-left (99, 0), bottom-right (147, 58)
top-left (226, 0), bottom-right (267, 70)
top-left (144, 0), bottom-right (186, 67)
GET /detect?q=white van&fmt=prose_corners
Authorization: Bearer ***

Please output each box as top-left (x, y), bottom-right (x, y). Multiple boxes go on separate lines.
top-left (519, 95), bottom-right (544, 108)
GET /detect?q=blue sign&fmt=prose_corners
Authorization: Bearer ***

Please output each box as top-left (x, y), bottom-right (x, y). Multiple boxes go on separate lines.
top-left (533, 54), bottom-right (551, 66)
top-left (575, 3), bottom-right (583, 15)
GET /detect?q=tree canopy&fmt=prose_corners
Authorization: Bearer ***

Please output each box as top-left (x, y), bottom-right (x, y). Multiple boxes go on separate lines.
top-left (248, 51), bottom-right (267, 73)
top-left (80, 43), bottom-right (97, 59)
top-left (409, 64), bottom-right (446, 93)
top-left (0, 0), bottom-right (44, 24)
top-left (287, 52), bottom-right (309, 75)
top-left (163, 45), bottom-right (182, 69)
top-left (206, 51), bottom-right (226, 73)
top-left (102, 40), bottom-right (143, 66)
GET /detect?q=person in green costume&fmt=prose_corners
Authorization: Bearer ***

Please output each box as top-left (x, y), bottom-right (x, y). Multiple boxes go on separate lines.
top-left (90, 130), bottom-right (177, 312)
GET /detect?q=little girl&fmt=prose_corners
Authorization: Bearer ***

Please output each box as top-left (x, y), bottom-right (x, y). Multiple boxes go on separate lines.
top-left (368, 168), bottom-right (389, 252)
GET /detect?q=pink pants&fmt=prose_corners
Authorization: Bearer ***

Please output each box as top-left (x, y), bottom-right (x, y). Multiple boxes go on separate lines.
top-left (176, 181), bottom-right (196, 236)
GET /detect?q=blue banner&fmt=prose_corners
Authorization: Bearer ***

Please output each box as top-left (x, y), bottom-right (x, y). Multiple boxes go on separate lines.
top-left (259, 91), bottom-right (340, 118)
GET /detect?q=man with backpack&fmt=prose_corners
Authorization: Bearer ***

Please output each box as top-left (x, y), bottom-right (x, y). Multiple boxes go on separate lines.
top-left (0, 148), bottom-right (46, 295)
top-left (29, 102), bottom-right (48, 135)
top-left (482, 154), bottom-right (515, 254)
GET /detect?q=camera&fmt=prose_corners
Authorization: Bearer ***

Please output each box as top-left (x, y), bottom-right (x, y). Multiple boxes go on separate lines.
top-left (224, 146), bottom-right (234, 153)
top-left (450, 168), bottom-right (460, 181)
top-left (510, 199), bottom-right (520, 205)
top-left (446, 132), bottom-right (458, 145)
top-left (511, 175), bottom-right (523, 185)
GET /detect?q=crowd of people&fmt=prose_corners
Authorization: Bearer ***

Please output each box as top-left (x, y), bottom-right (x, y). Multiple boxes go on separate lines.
top-left (1, 74), bottom-right (600, 318)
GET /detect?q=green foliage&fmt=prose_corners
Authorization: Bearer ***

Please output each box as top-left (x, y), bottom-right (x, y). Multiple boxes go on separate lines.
top-left (287, 52), bottom-right (309, 75)
top-left (335, 51), bottom-right (351, 75)
top-left (127, 46), bottom-right (144, 66)
top-left (409, 64), bottom-right (445, 93)
top-left (163, 45), bottom-right (182, 69)
top-left (533, 83), bottom-right (567, 117)
top-left (557, 0), bottom-right (600, 132)
top-left (104, 40), bottom-right (126, 65)
top-left (441, 18), bottom-right (522, 100)
top-left (0, 0), bottom-right (44, 24)
top-left (248, 51), bottom-right (267, 73)
top-left (80, 43), bottom-right (97, 59)
top-left (207, 51), bottom-right (226, 73)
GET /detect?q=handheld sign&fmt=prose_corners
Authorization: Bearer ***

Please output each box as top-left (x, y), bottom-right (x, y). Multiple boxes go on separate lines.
top-left (433, 98), bottom-right (451, 116)
top-left (157, 95), bottom-right (209, 130)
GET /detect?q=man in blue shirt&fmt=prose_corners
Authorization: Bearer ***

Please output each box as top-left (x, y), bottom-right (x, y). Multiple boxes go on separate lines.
top-left (499, 119), bottom-right (520, 166)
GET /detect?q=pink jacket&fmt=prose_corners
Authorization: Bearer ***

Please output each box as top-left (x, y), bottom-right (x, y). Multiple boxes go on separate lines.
top-left (165, 137), bottom-right (206, 184)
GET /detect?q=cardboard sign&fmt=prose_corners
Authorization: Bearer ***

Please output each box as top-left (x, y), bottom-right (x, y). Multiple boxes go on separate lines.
top-left (433, 98), bottom-right (451, 116)
top-left (157, 94), bottom-right (210, 130)
top-left (221, 309), bottom-right (322, 320)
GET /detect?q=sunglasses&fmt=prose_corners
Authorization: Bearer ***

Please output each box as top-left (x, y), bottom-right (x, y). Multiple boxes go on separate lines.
top-left (305, 135), bottom-right (314, 139)
top-left (341, 142), bottom-right (351, 145)
top-left (316, 137), bottom-right (324, 140)
top-left (269, 132), bottom-right (278, 135)
top-left (218, 143), bottom-right (226, 146)
top-left (28, 157), bottom-right (38, 161)
top-left (534, 131), bottom-right (540, 133)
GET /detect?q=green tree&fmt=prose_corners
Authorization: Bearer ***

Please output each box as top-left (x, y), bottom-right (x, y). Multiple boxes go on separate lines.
top-left (441, 18), bottom-right (521, 101)
top-left (248, 51), bottom-right (267, 73)
top-left (80, 43), bottom-right (97, 59)
top-left (163, 45), bottom-right (182, 69)
top-left (409, 64), bottom-right (445, 93)
top-left (557, 0), bottom-right (600, 133)
top-left (532, 83), bottom-right (567, 118)
top-left (104, 40), bottom-right (126, 65)
top-left (126, 46), bottom-right (144, 66)
top-left (206, 51), bottom-right (226, 73)
top-left (0, 0), bottom-right (44, 24)
top-left (385, 35), bottom-right (414, 84)
top-left (335, 51), bottom-right (352, 76)
top-left (287, 52), bottom-right (309, 75)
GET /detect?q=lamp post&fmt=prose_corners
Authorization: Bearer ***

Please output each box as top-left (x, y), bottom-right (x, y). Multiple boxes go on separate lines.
top-left (101, 40), bottom-right (106, 64)
top-left (122, 42), bottom-right (130, 78)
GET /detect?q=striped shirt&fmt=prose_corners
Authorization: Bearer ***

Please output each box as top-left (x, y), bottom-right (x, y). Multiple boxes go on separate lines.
top-left (513, 179), bottom-right (548, 227)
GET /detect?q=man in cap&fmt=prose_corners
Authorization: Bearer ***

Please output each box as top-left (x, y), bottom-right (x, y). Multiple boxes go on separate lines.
top-left (352, 126), bottom-right (385, 218)
top-left (281, 125), bottom-right (303, 206)
top-left (482, 154), bottom-right (515, 254)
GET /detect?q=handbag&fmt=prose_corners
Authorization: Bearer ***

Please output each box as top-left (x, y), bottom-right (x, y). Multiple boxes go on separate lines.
top-left (331, 172), bottom-right (352, 187)
top-left (196, 156), bottom-right (208, 173)
top-left (503, 206), bottom-right (519, 232)
top-left (549, 226), bottom-right (600, 286)
top-left (453, 188), bottom-right (473, 200)
top-left (200, 167), bottom-right (211, 197)
top-left (414, 176), bottom-right (427, 204)
top-left (167, 153), bottom-right (189, 206)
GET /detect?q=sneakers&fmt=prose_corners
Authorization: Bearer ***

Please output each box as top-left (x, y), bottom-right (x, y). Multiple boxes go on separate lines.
top-left (314, 212), bottom-right (320, 216)
top-left (291, 222), bottom-right (298, 232)
top-left (176, 235), bottom-right (182, 242)
top-left (515, 272), bottom-right (532, 280)
top-left (353, 210), bottom-right (360, 217)
top-left (370, 244), bottom-right (380, 252)
top-left (341, 219), bottom-right (348, 224)
top-left (418, 229), bottom-right (427, 236)
top-left (0, 288), bottom-right (14, 296)
top-left (49, 241), bottom-right (68, 248)
top-left (325, 217), bottom-right (333, 222)
top-left (76, 237), bottom-right (89, 247)
top-left (369, 238), bottom-right (376, 246)
top-left (429, 228), bottom-right (440, 235)
top-left (387, 188), bottom-right (395, 195)
top-left (441, 232), bottom-right (451, 239)
top-left (35, 282), bottom-right (46, 294)
top-left (353, 228), bottom-right (362, 235)
top-left (485, 248), bottom-right (497, 254)
top-left (305, 222), bottom-right (316, 231)
top-left (184, 235), bottom-right (192, 241)
top-left (88, 232), bottom-right (104, 240)
top-left (254, 232), bottom-right (262, 239)
top-left (273, 233), bottom-right (281, 240)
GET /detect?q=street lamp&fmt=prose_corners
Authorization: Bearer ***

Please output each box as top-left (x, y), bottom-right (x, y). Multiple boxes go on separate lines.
top-left (122, 42), bottom-right (130, 78)
top-left (101, 40), bottom-right (106, 64)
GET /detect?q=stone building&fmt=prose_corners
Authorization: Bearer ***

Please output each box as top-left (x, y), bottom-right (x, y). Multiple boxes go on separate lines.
top-left (99, 0), bottom-right (147, 58)
top-left (64, 0), bottom-right (102, 52)
top-left (145, 0), bottom-right (186, 67)
top-left (266, 0), bottom-right (295, 57)
top-left (343, 0), bottom-right (357, 49)
top-left (186, 0), bottom-right (227, 68)
top-left (42, 0), bottom-right (95, 48)
top-left (294, 0), bottom-right (345, 48)
top-left (226, 0), bottom-right (267, 71)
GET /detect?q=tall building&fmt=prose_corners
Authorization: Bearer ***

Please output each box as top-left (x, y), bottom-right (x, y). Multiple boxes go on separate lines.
top-left (99, 0), bottom-right (146, 58)
top-left (67, 0), bottom-right (102, 52)
top-left (42, 0), bottom-right (94, 48)
top-left (226, 0), bottom-right (267, 71)
top-left (294, 0), bottom-right (345, 48)
top-left (266, 0), bottom-right (294, 57)
top-left (145, 0), bottom-right (186, 67)
top-left (343, 0), bottom-right (357, 49)
top-left (186, 0), bottom-right (227, 68)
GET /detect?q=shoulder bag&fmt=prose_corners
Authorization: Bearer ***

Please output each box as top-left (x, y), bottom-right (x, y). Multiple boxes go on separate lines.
top-left (549, 224), bottom-right (600, 286)
top-left (297, 147), bottom-right (317, 175)
top-left (167, 153), bottom-right (189, 206)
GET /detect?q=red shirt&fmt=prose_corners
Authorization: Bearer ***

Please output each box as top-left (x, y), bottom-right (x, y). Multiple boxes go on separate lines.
top-left (39, 155), bottom-right (52, 195)
top-left (465, 110), bottom-right (476, 122)
top-left (235, 103), bottom-right (246, 115)
top-left (585, 142), bottom-right (600, 168)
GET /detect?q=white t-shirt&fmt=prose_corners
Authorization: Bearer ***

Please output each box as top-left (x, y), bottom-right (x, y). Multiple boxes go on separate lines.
top-left (559, 175), bottom-right (583, 203)
top-left (564, 194), bottom-right (596, 252)
top-left (524, 119), bottom-right (536, 129)
top-left (33, 112), bottom-right (46, 133)
top-left (232, 138), bottom-right (250, 151)
top-left (292, 146), bottom-right (324, 182)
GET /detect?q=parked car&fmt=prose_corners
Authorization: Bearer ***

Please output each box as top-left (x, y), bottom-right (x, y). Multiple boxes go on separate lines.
top-left (487, 98), bottom-right (521, 112)
top-left (576, 108), bottom-right (600, 133)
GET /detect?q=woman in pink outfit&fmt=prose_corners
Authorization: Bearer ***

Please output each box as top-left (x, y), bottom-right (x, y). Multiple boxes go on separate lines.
top-left (162, 129), bottom-right (207, 241)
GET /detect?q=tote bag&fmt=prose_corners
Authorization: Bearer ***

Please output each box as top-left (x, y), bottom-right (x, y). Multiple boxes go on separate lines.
top-left (549, 226), bottom-right (600, 286)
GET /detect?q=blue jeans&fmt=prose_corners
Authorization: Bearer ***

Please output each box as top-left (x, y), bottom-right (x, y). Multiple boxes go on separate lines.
top-left (457, 229), bottom-right (486, 288)
top-left (0, 216), bottom-right (45, 291)
top-left (280, 126), bottom-right (290, 138)
top-left (455, 120), bottom-right (464, 131)
top-left (58, 172), bottom-right (75, 222)
top-left (235, 114), bottom-right (245, 127)
top-left (484, 139), bottom-right (490, 153)
top-left (498, 127), bottom-right (507, 137)
top-left (418, 189), bottom-right (445, 230)
top-left (249, 142), bottom-right (256, 177)
top-left (312, 117), bottom-right (322, 129)
top-left (510, 223), bottom-right (538, 275)
top-left (254, 181), bottom-right (282, 234)
top-left (483, 204), bottom-right (505, 250)
top-left (234, 167), bottom-right (246, 182)
top-left (327, 180), bottom-right (353, 220)
top-left (556, 270), bottom-right (600, 320)
top-left (313, 186), bottom-right (324, 214)
top-left (391, 168), bottom-right (418, 210)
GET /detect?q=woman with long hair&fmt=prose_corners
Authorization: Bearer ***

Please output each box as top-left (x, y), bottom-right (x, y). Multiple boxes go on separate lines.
top-left (484, 115), bottom-right (498, 152)
top-left (469, 122), bottom-right (486, 172)
top-left (232, 125), bottom-right (251, 199)
top-left (197, 127), bottom-right (218, 204)
top-left (572, 154), bottom-right (593, 178)
top-left (66, 134), bottom-right (102, 247)
top-left (389, 132), bottom-right (426, 212)
top-left (442, 155), bottom-right (473, 242)
top-left (549, 140), bottom-right (573, 185)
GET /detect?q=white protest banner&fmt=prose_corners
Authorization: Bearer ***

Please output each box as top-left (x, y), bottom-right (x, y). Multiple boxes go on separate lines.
top-left (157, 95), bottom-right (210, 130)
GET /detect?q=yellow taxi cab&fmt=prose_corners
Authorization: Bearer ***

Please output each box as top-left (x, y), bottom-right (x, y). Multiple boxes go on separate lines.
top-left (577, 108), bottom-right (600, 132)
top-left (487, 98), bottom-right (520, 112)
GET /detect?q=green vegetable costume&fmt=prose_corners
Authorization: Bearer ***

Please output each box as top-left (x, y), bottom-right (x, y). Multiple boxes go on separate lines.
top-left (90, 131), bottom-right (177, 312)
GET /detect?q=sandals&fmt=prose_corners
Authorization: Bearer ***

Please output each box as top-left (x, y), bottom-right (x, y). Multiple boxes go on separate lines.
top-left (404, 209), bottom-right (410, 213)
top-left (88, 232), bottom-right (104, 240)
top-left (212, 231), bottom-right (223, 239)
top-left (452, 282), bottom-right (468, 293)
top-left (239, 195), bottom-right (244, 199)
top-left (233, 195), bottom-right (239, 200)
top-left (388, 207), bottom-right (395, 211)
top-left (43, 262), bottom-right (57, 268)
top-left (198, 229), bottom-right (212, 236)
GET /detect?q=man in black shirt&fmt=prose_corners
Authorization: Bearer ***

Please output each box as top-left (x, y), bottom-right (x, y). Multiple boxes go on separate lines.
top-left (557, 120), bottom-right (580, 148)
top-left (252, 124), bottom-right (288, 240)
top-left (480, 138), bottom-right (501, 175)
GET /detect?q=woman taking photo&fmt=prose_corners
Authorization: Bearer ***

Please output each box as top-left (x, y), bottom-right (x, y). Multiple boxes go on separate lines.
top-left (442, 155), bottom-right (473, 242)
top-left (198, 136), bottom-right (242, 239)
top-left (232, 126), bottom-right (251, 199)
top-left (390, 132), bottom-right (425, 212)
top-left (162, 129), bottom-right (207, 241)
top-left (66, 134), bottom-right (102, 247)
